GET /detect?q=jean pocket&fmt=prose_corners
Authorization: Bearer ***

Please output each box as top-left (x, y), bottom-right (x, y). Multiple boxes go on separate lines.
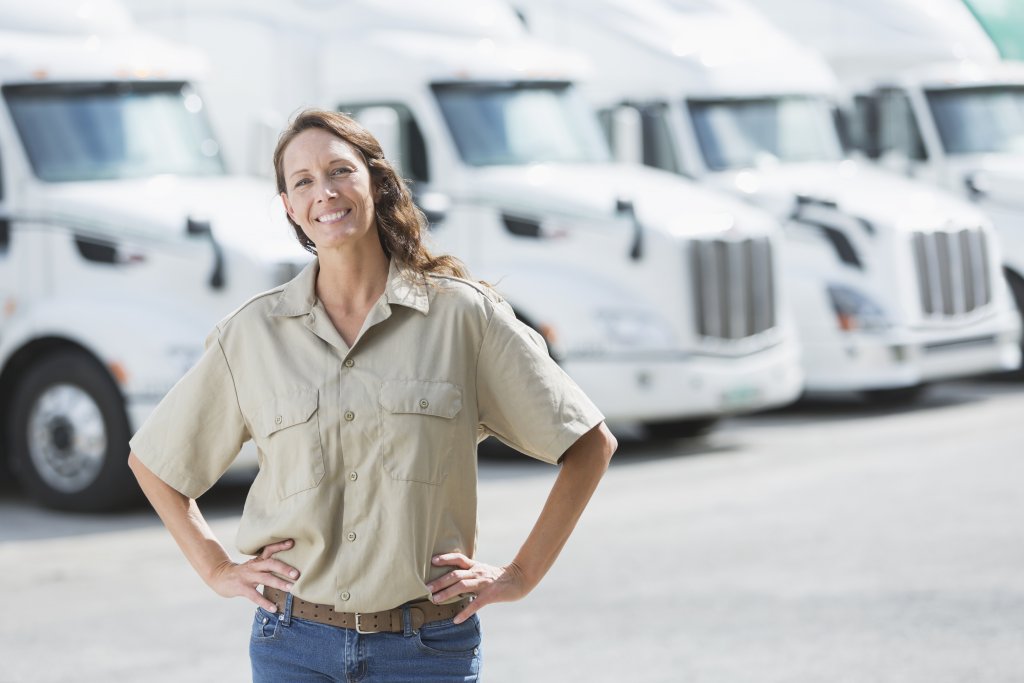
top-left (251, 606), bottom-right (280, 641)
top-left (415, 615), bottom-right (481, 658)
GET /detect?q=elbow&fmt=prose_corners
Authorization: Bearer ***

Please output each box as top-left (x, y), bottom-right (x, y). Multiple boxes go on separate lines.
top-left (599, 423), bottom-right (617, 468)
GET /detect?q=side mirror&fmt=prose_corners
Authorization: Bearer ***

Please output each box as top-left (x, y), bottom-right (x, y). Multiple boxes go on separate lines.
top-left (418, 191), bottom-right (451, 226)
top-left (186, 217), bottom-right (212, 235)
top-left (964, 171), bottom-right (990, 200)
top-left (356, 106), bottom-right (403, 176)
top-left (610, 105), bottom-right (643, 165)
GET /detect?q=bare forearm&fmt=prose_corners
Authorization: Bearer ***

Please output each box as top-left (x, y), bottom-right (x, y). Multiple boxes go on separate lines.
top-left (511, 422), bottom-right (616, 587)
top-left (128, 451), bottom-right (231, 584)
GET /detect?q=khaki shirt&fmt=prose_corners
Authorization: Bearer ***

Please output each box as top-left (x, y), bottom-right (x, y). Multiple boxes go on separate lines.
top-left (130, 259), bottom-right (603, 613)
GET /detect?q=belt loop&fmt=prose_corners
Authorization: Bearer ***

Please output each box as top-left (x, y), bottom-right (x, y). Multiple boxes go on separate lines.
top-left (401, 604), bottom-right (415, 637)
top-left (280, 592), bottom-right (294, 626)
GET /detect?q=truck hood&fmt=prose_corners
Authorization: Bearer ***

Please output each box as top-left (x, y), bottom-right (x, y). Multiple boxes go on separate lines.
top-left (705, 160), bottom-right (988, 231)
top-left (465, 162), bottom-right (779, 238)
top-left (31, 175), bottom-right (310, 263)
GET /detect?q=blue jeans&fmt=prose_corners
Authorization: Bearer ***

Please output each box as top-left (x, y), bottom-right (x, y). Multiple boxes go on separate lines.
top-left (249, 593), bottom-right (482, 682)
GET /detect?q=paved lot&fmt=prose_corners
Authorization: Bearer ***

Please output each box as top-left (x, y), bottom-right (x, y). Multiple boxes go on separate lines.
top-left (2, 377), bottom-right (1023, 682)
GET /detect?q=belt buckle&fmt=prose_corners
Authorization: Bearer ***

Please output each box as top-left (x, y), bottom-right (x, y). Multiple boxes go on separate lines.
top-left (354, 613), bottom-right (378, 634)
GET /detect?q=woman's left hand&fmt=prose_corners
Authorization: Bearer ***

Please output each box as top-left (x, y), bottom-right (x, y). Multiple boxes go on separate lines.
top-left (426, 553), bottom-right (532, 624)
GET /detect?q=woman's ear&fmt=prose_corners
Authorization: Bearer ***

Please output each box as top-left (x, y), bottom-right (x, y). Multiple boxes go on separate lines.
top-left (281, 192), bottom-right (295, 219)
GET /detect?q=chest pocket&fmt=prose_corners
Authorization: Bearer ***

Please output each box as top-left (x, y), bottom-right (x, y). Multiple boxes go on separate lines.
top-left (255, 388), bottom-right (325, 499)
top-left (380, 380), bottom-right (463, 485)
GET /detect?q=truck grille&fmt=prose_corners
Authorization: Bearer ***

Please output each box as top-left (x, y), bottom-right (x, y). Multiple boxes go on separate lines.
top-left (911, 228), bottom-right (991, 317)
top-left (691, 237), bottom-right (775, 340)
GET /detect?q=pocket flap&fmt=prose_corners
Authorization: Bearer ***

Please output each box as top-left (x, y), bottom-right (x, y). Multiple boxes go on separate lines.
top-left (257, 388), bottom-right (319, 437)
top-left (380, 380), bottom-right (462, 419)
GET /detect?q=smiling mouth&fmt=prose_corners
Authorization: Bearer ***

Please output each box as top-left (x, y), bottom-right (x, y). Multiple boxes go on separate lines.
top-left (317, 209), bottom-right (351, 223)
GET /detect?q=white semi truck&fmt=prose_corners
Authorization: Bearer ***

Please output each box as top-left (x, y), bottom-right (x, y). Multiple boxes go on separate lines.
top-left (513, 0), bottom-right (1022, 397)
top-left (750, 0), bottom-right (1024, 358)
top-left (125, 0), bottom-right (804, 438)
top-left (0, 4), bottom-right (311, 510)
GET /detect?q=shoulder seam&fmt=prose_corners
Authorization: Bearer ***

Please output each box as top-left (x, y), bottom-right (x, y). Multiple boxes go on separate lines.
top-left (429, 274), bottom-right (503, 303)
top-left (213, 286), bottom-right (286, 334)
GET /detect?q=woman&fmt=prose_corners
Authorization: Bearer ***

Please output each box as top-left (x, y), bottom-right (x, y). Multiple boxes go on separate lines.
top-left (128, 109), bottom-right (616, 682)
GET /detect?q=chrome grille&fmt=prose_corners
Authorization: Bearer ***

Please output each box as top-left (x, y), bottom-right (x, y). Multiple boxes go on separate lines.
top-left (911, 228), bottom-right (991, 316)
top-left (691, 237), bottom-right (775, 340)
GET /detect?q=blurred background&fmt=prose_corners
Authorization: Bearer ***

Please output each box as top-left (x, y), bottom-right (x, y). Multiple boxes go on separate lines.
top-left (1, 1), bottom-right (1022, 681)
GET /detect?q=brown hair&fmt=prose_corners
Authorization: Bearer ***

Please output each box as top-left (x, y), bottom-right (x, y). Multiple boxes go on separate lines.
top-left (273, 108), bottom-right (469, 279)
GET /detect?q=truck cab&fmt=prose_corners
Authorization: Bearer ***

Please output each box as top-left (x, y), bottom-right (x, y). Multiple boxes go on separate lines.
top-left (0, 5), bottom-right (310, 509)
top-left (852, 60), bottom-right (1024, 341)
top-left (514, 0), bottom-right (1022, 397)
top-left (125, 0), bottom-right (806, 438)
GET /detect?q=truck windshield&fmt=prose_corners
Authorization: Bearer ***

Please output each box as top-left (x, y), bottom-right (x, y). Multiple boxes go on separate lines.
top-left (4, 81), bottom-right (225, 181)
top-left (926, 86), bottom-right (1024, 155)
top-left (688, 96), bottom-right (843, 171)
top-left (432, 82), bottom-right (610, 166)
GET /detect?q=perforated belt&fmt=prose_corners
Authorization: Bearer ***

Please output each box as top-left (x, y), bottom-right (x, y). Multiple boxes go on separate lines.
top-left (262, 586), bottom-right (471, 633)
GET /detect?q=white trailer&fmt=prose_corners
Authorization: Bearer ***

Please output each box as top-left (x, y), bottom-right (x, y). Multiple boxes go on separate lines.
top-left (513, 0), bottom-right (1022, 397)
top-left (125, 0), bottom-right (805, 438)
top-left (0, 3), bottom-right (310, 510)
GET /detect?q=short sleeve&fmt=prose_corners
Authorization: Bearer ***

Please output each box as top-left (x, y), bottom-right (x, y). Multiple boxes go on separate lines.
top-left (476, 301), bottom-right (604, 464)
top-left (129, 330), bottom-right (250, 498)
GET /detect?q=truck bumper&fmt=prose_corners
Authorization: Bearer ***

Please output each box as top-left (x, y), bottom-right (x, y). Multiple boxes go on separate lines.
top-left (802, 310), bottom-right (1022, 392)
top-left (561, 340), bottom-right (804, 422)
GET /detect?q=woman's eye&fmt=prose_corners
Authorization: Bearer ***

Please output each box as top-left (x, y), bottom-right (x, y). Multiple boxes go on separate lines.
top-left (332, 167), bottom-right (353, 176)
top-left (294, 178), bottom-right (310, 188)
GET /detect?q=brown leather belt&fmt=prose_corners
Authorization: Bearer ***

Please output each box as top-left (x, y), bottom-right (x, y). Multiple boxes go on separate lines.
top-left (263, 586), bottom-right (471, 633)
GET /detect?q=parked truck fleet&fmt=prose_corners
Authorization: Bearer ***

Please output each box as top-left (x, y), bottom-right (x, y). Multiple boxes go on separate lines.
top-left (512, 0), bottom-right (1022, 399)
top-left (1, 0), bottom-right (1020, 511)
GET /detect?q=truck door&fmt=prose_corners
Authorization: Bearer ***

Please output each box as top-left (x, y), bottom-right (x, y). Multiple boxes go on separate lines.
top-left (862, 88), bottom-right (935, 181)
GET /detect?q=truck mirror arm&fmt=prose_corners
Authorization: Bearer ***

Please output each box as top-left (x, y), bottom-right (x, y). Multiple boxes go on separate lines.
top-left (617, 198), bottom-right (643, 260)
top-left (187, 217), bottom-right (225, 290)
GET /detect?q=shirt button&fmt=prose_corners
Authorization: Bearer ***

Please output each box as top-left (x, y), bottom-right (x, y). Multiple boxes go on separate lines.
top-left (340, 591), bottom-right (351, 601)
top-left (347, 531), bottom-right (357, 542)
top-left (344, 411), bottom-right (355, 421)
top-left (349, 471), bottom-right (358, 482)
top-left (419, 398), bottom-right (429, 409)
top-left (274, 415), bottom-right (283, 425)
top-left (344, 359), bottom-right (354, 368)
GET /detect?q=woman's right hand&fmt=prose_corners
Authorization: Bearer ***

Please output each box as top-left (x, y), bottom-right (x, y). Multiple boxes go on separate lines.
top-left (207, 539), bottom-right (301, 612)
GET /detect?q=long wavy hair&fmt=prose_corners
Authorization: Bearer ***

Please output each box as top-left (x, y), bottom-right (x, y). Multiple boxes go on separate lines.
top-left (273, 109), bottom-right (469, 279)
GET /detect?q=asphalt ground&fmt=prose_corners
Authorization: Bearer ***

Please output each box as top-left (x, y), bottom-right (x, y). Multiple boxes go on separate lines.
top-left (2, 376), bottom-right (1022, 682)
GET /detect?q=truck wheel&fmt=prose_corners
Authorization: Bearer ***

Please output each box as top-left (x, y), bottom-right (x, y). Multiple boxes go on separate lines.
top-left (7, 350), bottom-right (139, 511)
top-left (1007, 272), bottom-right (1024, 368)
top-left (644, 417), bottom-right (719, 440)
top-left (862, 385), bottom-right (928, 406)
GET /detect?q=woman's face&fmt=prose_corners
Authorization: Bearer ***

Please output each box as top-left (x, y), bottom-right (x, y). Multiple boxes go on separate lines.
top-left (280, 128), bottom-right (378, 254)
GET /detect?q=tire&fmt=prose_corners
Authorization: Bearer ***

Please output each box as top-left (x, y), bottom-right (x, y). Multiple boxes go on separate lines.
top-left (1007, 271), bottom-right (1024, 369)
top-left (644, 417), bottom-right (719, 440)
top-left (7, 350), bottom-right (139, 511)
top-left (862, 385), bottom-right (928, 406)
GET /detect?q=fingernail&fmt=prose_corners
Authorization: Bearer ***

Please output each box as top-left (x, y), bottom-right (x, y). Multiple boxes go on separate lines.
top-left (286, 583), bottom-right (294, 591)
top-left (432, 556), bottom-right (440, 563)
top-left (290, 570), bottom-right (298, 578)
top-left (267, 605), bottom-right (277, 613)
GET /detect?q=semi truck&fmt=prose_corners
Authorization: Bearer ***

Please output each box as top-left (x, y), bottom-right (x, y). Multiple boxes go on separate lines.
top-left (513, 0), bottom-right (1022, 397)
top-left (749, 0), bottom-right (1024, 358)
top-left (0, 3), bottom-right (311, 510)
top-left (125, 0), bottom-right (805, 439)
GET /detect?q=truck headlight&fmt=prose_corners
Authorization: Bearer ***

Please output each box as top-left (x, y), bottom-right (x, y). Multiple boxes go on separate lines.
top-left (828, 285), bottom-right (890, 332)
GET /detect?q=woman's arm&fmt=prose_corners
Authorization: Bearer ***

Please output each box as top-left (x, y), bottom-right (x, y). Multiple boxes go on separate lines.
top-left (427, 421), bottom-right (617, 623)
top-left (128, 451), bottom-right (299, 612)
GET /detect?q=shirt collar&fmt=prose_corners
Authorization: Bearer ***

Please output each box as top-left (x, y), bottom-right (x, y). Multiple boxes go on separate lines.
top-left (270, 258), bottom-right (430, 317)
